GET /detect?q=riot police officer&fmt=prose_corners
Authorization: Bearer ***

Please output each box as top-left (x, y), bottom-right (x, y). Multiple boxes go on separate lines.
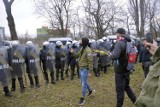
top-left (64, 41), bottom-right (72, 77)
top-left (55, 41), bottom-right (66, 82)
top-left (0, 46), bottom-right (12, 97)
top-left (8, 41), bottom-right (26, 93)
top-left (69, 41), bottom-right (80, 80)
top-left (40, 41), bottom-right (56, 84)
top-left (25, 41), bottom-right (40, 88)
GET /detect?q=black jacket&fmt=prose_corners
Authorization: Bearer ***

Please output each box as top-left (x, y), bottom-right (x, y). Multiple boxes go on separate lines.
top-left (111, 35), bottom-right (131, 72)
top-left (139, 45), bottom-right (152, 63)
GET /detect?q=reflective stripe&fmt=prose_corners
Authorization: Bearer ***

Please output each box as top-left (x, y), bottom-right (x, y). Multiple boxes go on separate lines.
top-left (0, 64), bottom-right (9, 70)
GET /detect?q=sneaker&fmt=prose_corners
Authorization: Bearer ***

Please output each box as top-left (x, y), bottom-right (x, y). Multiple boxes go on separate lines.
top-left (78, 97), bottom-right (85, 106)
top-left (88, 90), bottom-right (92, 96)
top-left (5, 92), bottom-right (12, 97)
top-left (88, 90), bottom-right (95, 97)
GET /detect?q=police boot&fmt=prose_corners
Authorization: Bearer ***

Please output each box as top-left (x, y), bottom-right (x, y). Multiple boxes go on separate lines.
top-left (11, 79), bottom-right (16, 92)
top-left (56, 69), bottom-right (59, 82)
top-left (35, 76), bottom-right (40, 88)
top-left (104, 66), bottom-right (108, 74)
top-left (65, 69), bottom-right (69, 77)
top-left (50, 72), bottom-right (56, 84)
top-left (61, 70), bottom-right (64, 80)
top-left (18, 78), bottom-right (25, 93)
top-left (3, 86), bottom-right (12, 97)
top-left (93, 68), bottom-right (99, 77)
top-left (44, 72), bottom-right (49, 83)
top-left (70, 68), bottom-right (75, 80)
top-left (28, 74), bottom-right (34, 88)
top-left (77, 66), bottom-right (80, 78)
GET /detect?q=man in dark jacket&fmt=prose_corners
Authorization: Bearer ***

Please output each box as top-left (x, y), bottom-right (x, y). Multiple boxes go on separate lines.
top-left (109, 28), bottom-right (136, 107)
top-left (139, 39), bottom-right (152, 78)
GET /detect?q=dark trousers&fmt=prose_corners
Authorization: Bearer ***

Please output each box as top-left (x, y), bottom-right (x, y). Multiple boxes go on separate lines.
top-left (115, 72), bottom-right (136, 107)
top-left (142, 61), bottom-right (152, 78)
top-left (28, 74), bottom-right (40, 86)
top-left (44, 71), bottom-right (55, 83)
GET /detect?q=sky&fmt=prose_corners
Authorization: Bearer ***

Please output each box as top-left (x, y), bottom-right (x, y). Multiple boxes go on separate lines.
top-left (0, 0), bottom-right (49, 37)
top-left (0, 0), bottom-right (125, 38)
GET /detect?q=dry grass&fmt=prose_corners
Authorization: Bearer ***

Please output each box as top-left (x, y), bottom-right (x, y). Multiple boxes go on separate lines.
top-left (0, 64), bottom-right (144, 107)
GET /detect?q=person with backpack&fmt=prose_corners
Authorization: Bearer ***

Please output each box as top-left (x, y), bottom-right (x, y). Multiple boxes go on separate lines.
top-left (109, 28), bottom-right (136, 107)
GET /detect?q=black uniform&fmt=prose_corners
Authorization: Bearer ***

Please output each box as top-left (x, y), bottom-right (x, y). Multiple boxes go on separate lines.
top-left (25, 45), bottom-right (40, 88)
top-left (139, 45), bottom-right (152, 78)
top-left (0, 54), bottom-right (12, 96)
top-left (68, 44), bottom-right (80, 80)
top-left (8, 45), bottom-right (26, 93)
top-left (40, 45), bottom-right (55, 84)
top-left (55, 46), bottom-right (66, 81)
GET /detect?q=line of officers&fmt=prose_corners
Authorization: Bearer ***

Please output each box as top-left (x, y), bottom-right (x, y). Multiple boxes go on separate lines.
top-left (0, 37), bottom-right (112, 97)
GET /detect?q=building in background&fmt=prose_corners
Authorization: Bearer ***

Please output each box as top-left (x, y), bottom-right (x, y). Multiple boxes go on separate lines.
top-left (0, 27), bottom-right (5, 40)
top-left (37, 26), bottom-right (71, 37)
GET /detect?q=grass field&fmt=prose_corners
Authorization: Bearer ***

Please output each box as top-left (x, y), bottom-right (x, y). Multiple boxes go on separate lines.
top-left (0, 64), bottom-right (144, 107)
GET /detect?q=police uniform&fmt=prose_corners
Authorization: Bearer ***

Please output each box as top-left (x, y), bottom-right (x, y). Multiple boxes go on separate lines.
top-left (40, 44), bottom-right (55, 84)
top-left (8, 45), bottom-right (26, 92)
top-left (55, 45), bottom-right (66, 81)
top-left (25, 44), bottom-right (40, 88)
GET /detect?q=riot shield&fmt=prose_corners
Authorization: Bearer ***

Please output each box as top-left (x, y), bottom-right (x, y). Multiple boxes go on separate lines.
top-left (0, 46), bottom-right (9, 62)
top-left (49, 43), bottom-right (56, 54)
top-left (26, 44), bottom-right (40, 76)
top-left (0, 55), bottom-right (11, 87)
top-left (45, 45), bottom-right (55, 72)
top-left (9, 45), bottom-right (25, 78)
top-left (90, 42), bottom-right (97, 50)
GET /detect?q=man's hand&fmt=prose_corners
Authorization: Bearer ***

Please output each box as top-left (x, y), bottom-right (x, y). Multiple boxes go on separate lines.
top-left (70, 48), bottom-right (74, 53)
top-left (144, 40), bottom-right (158, 55)
top-left (108, 51), bottom-right (112, 57)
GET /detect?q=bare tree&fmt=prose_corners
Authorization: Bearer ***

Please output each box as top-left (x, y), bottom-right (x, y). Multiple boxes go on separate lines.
top-left (34, 0), bottom-right (72, 37)
top-left (128, 0), bottom-right (140, 37)
top-left (82, 0), bottom-right (119, 39)
top-left (147, 0), bottom-right (160, 38)
top-left (3, 0), bottom-right (18, 40)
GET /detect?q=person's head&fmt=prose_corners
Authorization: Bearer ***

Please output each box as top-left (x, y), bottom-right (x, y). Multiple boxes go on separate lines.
top-left (12, 41), bottom-right (19, 46)
top-left (141, 33), bottom-right (158, 55)
top-left (43, 41), bottom-right (49, 49)
top-left (116, 28), bottom-right (126, 38)
top-left (26, 41), bottom-right (33, 46)
top-left (102, 37), bottom-right (107, 41)
top-left (141, 37), bottom-right (146, 46)
top-left (80, 37), bottom-right (89, 48)
top-left (56, 41), bottom-right (63, 48)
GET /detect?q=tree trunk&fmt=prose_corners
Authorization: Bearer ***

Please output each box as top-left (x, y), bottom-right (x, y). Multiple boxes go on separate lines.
top-left (135, 0), bottom-right (140, 37)
top-left (127, 16), bottom-right (130, 34)
top-left (3, 0), bottom-right (18, 40)
top-left (140, 0), bottom-right (145, 37)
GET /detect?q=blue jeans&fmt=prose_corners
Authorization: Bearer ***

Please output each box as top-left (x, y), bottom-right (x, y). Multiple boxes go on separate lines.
top-left (80, 68), bottom-right (92, 97)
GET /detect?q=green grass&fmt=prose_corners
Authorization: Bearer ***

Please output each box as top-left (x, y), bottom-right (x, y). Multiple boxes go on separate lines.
top-left (0, 64), bottom-right (144, 107)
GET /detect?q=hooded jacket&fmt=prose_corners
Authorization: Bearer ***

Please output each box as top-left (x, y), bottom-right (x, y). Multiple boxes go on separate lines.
top-left (111, 34), bottom-right (131, 72)
top-left (73, 38), bottom-right (93, 72)
top-left (134, 46), bottom-right (160, 107)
